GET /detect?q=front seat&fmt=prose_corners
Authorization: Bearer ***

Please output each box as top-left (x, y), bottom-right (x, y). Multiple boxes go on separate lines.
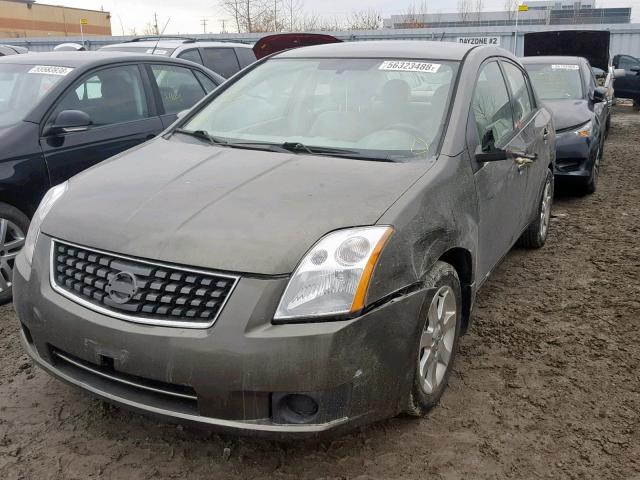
top-left (97, 75), bottom-right (141, 125)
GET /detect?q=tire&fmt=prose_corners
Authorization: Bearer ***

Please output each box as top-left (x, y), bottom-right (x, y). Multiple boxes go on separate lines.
top-left (580, 146), bottom-right (601, 195)
top-left (403, 261), bottom-right (462, 416)
top-left (0, 203), bottom-right (29, 305)
top-left (517, 169), bottom-right (553, 249)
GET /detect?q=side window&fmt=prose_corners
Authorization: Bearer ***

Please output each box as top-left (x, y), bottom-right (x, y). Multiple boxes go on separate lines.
top-left (177, 49), bottom-right (204, 66)
top-left (201, 48), bottom-right (240, 78)
top-left (472, 62), bottom-right (515, 147)
top-left (618, 55), bottom-right (640, 71)
top-left (501, 62), bottom-right (533, 128)
top-left (151, 64), bottom-right (207, 115)
top-left (235, 47), bottom-right (257, 68)
top-left (52, 65), bottom-right (148, 127)
top-left (194, 71), bottom-right (219, 93)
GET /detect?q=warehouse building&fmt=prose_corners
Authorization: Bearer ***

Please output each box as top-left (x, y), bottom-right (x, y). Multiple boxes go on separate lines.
top-left (0, 0), bottom-right (111, 38)
top-left (383, 0), bottom-right (631, 29)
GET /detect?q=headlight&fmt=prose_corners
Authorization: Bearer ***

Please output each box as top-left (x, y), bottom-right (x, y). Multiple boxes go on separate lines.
top-left (274, 226), bottom-right (394, 320)
top-left (23, 182), bottom-right (68, 265)
top-left (574, 120), bottom-right (593, 138)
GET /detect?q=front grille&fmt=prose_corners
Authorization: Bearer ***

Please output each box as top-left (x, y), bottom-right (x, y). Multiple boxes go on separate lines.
top-left (51, 240), bottom-right (238, 328)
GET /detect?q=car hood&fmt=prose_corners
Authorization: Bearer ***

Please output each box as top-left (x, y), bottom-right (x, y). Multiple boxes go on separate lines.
top-left (43, 137), bottom-right (431, 275)
top-left (542, 99), bottom-right (592, 132)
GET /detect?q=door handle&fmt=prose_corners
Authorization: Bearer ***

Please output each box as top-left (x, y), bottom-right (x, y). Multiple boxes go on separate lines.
top-left (515, 156), bottom-right (534, 168)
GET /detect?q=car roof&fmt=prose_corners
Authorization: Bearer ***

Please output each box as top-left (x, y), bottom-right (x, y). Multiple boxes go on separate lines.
top-left (104, 40), bottom-right (252, 49)
top-left (521, 56), bottom-right (587, 65)
top-left (0, 50), bottom-right (211, 68)
top-left (274, 40), bottom-right (476, 61)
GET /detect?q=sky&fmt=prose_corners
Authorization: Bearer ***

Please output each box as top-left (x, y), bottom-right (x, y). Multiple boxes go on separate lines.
top-left (50, 0), bottom-right (640, 35)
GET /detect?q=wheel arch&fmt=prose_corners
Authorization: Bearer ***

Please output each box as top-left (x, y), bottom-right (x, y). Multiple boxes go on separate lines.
top-left (439, 247), bottom-right (473, 334)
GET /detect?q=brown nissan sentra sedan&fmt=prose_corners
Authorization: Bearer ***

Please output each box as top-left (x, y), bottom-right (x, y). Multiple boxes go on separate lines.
top-left (14, 41), bottom-right (555, 436)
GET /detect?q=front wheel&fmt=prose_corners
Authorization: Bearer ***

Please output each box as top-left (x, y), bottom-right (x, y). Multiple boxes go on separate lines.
top-left (517, 169), bottom-right (553, 249)
top-left (0, 203), bottom-right (29, 304)
top-left (403, 261), bottom-right (462, 416)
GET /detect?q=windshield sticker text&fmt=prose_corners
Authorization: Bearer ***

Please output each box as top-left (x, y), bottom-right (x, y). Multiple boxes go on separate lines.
top-left (551, 64), bottom-right (580, 70)
top-left (379, 61), bottom-right (441, 73)
top-left (28, 66), bottom-right (74, 76)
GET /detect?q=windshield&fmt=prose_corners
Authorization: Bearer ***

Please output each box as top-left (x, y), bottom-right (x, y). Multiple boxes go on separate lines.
top-left (525, 63), bottom-right (583, 100)
top-left (182, 58), bottom-right (458, 161)
top-left (0, 64), bottom-right (71, 128)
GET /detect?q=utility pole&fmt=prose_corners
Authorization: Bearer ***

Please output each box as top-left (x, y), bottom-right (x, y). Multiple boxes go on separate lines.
top-left (201, 18), bottom-right (208, 34)
top-left (274, 0), bottom-right (277, 32)
top-left (153, 12), bottom-right (159, 35)
top-left (219, 19), bottom-right (227, 33)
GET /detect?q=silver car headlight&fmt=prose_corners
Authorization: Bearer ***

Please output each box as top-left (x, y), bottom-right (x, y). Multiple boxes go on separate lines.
top-left (274, 226), bottom-right (394, 321)
top-left (23, 182), bottom-right (68, 266)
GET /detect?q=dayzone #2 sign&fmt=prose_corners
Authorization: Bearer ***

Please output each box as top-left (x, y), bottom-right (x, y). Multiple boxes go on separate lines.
top-left (457, 36), bottom-right (501, 46)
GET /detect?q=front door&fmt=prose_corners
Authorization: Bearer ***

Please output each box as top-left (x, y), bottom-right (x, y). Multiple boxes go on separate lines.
top-left (614, 55), bottom-right (640, 100)
top-left (40, 64), bottom-right (163, 185)
top-left (469, 61), bottom-right (529, 281)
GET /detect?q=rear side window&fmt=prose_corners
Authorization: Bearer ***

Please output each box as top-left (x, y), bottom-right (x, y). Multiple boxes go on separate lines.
top-left (235, 47), bottom-right (257, 68)
top-left (201, 48), bottom-right (240, 78)
top-left (53, 65), bottom-right (149, 127)
top-left (177, 49), bottom-right (203, 66)
top-left (617, 55), bottom-right (640, 71)
top-left (472, 62), bottom-right (514, 146)
top-left (194, 71), bottom-right (219, 93)
top-left (501, 62), bottom-right (533, 128)
top-left (150, 65), bottom-right (207, 115)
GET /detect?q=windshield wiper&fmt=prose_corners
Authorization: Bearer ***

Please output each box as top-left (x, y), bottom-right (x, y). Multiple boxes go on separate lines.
top-left (173, 128), bottom-right (228, 146)
top-left (281, 142), bottom-right (395, 162)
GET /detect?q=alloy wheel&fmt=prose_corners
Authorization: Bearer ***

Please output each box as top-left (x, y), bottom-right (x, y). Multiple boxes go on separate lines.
top-left (418, 285), bottom-right (457, 395)
top-left (539, 177), bottom-right (553, 239)
top-left (0, 218), bottom-right (25, 293)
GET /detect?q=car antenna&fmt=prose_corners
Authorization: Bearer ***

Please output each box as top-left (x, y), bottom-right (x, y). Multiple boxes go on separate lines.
top-left (151, 18), bottom-right (171, 55)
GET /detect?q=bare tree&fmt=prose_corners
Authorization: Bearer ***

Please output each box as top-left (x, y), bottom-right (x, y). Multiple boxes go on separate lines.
top-left (282, 0), bottom-right (304, 31)
top-left (475, 0), bottom-right (484, 22)
top-left (219, 0), bottom-right (272, 33)
top-left (403, 1), bottom-right (429, 28)
top-left (348, 8), bottom-right (382, 30)
top-left (504, 0), bottom-right (518, 22)
top-left (457, 0), bottom-right (472, 23)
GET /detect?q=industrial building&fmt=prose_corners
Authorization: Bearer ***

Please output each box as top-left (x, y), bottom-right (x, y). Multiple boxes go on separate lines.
top-left (383, 0), bottom-right (631, 29)
top-left (0, 0), bottom-right (111, 38)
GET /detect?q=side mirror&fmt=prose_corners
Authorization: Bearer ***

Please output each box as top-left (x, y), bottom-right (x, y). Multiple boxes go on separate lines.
top-left (613, 68), bottom-right (626, 78)
top-left (475, 129), bottom-right (508, 162)
top-left (593, 87), bottom-right (608, 103)
top-left (44, 110), bottom-right (91, 136)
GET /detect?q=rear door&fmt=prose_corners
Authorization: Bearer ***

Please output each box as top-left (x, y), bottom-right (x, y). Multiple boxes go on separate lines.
top-left (146, 64), bottom-right (219, 128)
top-left (613, 55), bottom-right (640, 100)
top-left (500, 59), bottom-right (553, 227)
top-left (40, 64), bottom-right (163, 185)
top-left (469, 60), bottom-right (529, 280)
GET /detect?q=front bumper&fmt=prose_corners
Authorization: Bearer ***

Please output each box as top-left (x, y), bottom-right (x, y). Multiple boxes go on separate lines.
top-left (554, 130), bottom-right (598, 179)
top-left (14, 235), bottom-right (427, 437)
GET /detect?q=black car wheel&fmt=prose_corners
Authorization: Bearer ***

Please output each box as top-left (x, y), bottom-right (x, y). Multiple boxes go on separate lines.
top-left (0, 203), bottom-right (29, 304)
top-left (404, 261), bottom-right (462, 416)
top-left (518, 169), bottom-right (554, 249)
top-left (581, 146), bottom-right (601, 195)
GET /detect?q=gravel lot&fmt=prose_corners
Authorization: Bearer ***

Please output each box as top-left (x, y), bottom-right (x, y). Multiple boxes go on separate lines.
top-left (1, 106), bottom-right (639, 480)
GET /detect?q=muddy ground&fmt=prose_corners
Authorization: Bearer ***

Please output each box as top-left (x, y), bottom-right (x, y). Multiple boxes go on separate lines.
top-left (1, 106), bottom-right (639, 480)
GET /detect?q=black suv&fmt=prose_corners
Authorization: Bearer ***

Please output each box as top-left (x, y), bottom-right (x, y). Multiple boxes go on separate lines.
top-left (0, 51), bottom-right (223, 301)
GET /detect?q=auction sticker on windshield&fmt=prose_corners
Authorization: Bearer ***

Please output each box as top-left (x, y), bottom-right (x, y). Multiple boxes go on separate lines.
top-left (379, 61), bottom-right (441, 73)
top-left (28, 66), bottom-right (74, 76)
top-left (551, 64), bottom-right (580, 70)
